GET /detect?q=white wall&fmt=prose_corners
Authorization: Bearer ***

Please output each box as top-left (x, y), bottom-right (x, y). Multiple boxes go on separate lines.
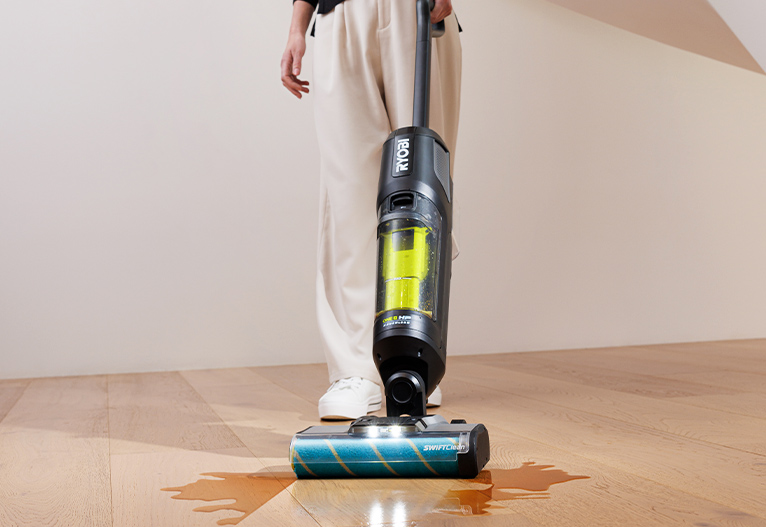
top-left (708, 0), bottom-right (766, 73)
top-left (1, 0), bottom-right (322, 378)
top-left (2, 0), bottom-right (765, 379)
top-left (545, 0), bottom-right (763, 74)
top-left (449, 0), bottom-right (766, 355)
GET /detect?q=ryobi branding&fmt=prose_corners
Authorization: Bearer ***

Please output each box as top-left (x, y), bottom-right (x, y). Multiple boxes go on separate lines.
top-left (393, 135), bottom-right (413, 176)
top-left (395, 138), bottom-right (410, 171)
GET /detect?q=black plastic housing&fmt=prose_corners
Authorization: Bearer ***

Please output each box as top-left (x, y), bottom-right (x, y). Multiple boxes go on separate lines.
top-left (374, 125), bottom-right (453, 416)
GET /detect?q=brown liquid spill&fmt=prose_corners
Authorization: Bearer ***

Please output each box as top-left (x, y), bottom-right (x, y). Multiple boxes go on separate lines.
top-left (161, 471), bottom-right (296, 526)
top-left (437, 462), bottom-right (590, 516)
top-left (162, 462), bottom-right (588, 524)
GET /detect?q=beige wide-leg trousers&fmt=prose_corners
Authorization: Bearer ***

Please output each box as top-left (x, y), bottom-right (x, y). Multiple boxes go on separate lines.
top-left (313, 0), bottom-right (462, 384)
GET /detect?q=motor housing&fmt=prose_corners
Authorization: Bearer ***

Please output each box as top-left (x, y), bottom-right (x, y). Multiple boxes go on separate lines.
top-left (374, 125), bottom-right (452, 417)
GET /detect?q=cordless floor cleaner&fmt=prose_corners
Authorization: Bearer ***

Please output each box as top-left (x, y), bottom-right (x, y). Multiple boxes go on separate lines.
top-left (290, 0), bottom-right (490, 479)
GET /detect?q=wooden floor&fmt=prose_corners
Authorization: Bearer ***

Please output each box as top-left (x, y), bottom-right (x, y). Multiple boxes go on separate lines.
top-left (1, 340), bottom-right (765, 526)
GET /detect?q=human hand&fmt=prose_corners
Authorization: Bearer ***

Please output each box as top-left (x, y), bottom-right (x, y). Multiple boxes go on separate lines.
top-left (431, 0), bottom-right (452, 24)
top-left (281, 34), bottom-right (310, 99)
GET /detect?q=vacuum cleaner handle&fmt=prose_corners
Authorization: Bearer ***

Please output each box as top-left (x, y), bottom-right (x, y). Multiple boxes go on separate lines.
top-left (413, 0), bottom-right (445, 128)
top-left (428, 0), bottom-right (447, 37)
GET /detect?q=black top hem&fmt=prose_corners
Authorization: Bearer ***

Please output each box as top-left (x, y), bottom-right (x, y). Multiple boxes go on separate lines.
top-left (293, 0), bottom-right (463, 35)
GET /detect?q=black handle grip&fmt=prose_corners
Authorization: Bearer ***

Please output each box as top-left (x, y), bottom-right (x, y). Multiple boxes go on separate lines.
top-left (432, 20), bottom-right (445, 38)
top-left (428, 0), bottom-right (446, 38)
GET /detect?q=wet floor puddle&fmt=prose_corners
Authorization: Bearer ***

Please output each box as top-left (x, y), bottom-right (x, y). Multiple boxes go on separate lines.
top-left (162, 462), bottom-right (589, 525)
top-left (162, 471), bottom-right (297, 525)
top-left (437, 462), bottom-right (590, 516)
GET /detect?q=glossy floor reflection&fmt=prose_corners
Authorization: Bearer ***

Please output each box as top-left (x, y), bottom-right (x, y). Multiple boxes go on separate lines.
top-left (163, 462), bottom-right (589, 525)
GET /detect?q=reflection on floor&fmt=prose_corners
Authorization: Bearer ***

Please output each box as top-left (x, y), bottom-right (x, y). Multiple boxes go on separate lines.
top-left (163, 463), bottom-right (589, 525)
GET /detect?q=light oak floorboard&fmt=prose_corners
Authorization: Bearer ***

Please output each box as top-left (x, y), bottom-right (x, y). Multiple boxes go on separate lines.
top-left (451, 360), bottom-right (766, 456)
top-left (560, 341), bottom-right (766, 376)
top-left (108, 371), bottom-right (246, 455)
top-left (252, 363), bottom-right (330, 407)
top-left (180, 368), bottom-right (326, 460)
top-left (657, 339), bottom-right (766, 360)
top-left (657, 370), bottom-right (766, 394)
top-left (0, 379), bottom-right (30, 423)
top-left (519, 346), bottom-right (731, 378)
top-left (258, 356), bottom-right (763, 525)
top-left (112, 448), bottom-right (319, 527)
top-left (2, 340), bottom-right (765, 526)
top-left (257, 350), bottom-right (766, 525)
top-left (466, 423), bottom-right (763, 527)
top-left (184, 368), bottom-right (540, 526)
top-left (0, 376), bottom-right (111, 526)
top-left (438, 375), bottom-right (766, 520)
top-left (464, 352), bottom-right (737, 399)
top-left (287, 474), bottom-right (537, 527)
top-left (672, 392), bottom-right (766, 420)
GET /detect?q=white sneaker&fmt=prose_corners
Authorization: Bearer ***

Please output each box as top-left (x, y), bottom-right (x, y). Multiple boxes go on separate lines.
top-left (318, 377), bottom-right (382, 420)
top-left (427, 385), bottom-right (442, 408)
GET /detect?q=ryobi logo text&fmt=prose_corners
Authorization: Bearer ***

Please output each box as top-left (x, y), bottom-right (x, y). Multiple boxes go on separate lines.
top-left (394, 136), bottom-right (412, 175)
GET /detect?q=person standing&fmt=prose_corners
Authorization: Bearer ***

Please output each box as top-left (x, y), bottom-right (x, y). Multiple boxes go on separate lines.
top-left (281, 0), bottom-right (461, 419)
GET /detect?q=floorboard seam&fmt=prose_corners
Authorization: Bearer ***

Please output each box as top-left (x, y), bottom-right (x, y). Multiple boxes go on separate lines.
top-left (248, 366), bottom-right (323, 407)
top-left (455, 373), bottom-right (766, 460)
top-left (176, 371), bottom-right (252, 454)
top-left (445, 389), bottom-right (766, 518)
top-left (491, 358), bottom-right (751, 397)
top-left (0, 380), bottom-right (31, 426)
top-left (106, 375), bottom-right (115, 527)
top-left (177, 371), bottom-right (326, 527)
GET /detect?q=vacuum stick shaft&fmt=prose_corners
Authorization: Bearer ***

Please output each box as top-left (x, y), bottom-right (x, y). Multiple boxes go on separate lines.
top-left (413, 0), bottom-right (433, 128)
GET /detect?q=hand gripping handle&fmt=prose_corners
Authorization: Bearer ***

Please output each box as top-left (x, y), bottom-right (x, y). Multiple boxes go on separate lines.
top-left (426, 0), bottom-right (446, 37)
top-left (429, 0), bottom-right (446, 37)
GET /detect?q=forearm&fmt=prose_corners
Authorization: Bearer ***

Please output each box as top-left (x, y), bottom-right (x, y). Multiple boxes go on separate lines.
top-left (282, 1), bottom-right (314, 98)
top-left (289, 1), bottom-right (315, 38)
